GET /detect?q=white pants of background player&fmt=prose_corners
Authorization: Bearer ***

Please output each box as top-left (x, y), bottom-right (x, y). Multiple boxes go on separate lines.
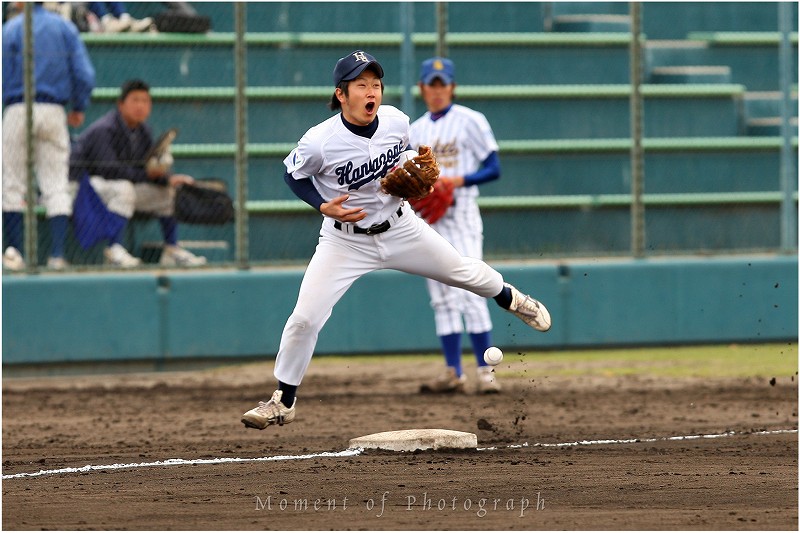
top-left (426, 192), bottom-right (492, 336)
top-left (273, 207), bottom-right (504, 386)
top-left (82, 176), bottom-right (175, 218)
top-left (2, 103), bottom-right (73, 217)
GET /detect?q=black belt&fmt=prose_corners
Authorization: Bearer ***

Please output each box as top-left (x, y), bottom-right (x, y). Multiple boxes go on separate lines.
top-left (334, 207), bottom-right (403, 235)
top-left (4, 94), bottom-right (67, 107)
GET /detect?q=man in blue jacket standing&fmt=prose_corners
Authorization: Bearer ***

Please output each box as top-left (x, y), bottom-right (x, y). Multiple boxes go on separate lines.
top-left (2, 2), bottom-right (95, 270)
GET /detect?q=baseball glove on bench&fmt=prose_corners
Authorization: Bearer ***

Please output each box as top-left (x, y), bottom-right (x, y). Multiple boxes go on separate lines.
top-left (381, 145), bottom-right (440, 200)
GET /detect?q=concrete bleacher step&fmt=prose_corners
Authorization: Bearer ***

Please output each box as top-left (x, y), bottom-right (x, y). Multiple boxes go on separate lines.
top-left (126, 1), bottom-right (796, 37)
top-left (646, 34), bottom-right (798, 91)
top-left (746, 117), bottom-right (799, 136)
top-left (241, 191), bottom-right (792, 262)
top-left (744, 91), bottom-right (798, 116)
top-left (170, 136), bottom-right (794, 202)
top-left (127, 1), bottom-right (548, 34)
top-left (80, 32), bottom-right (635, 87)
top-left (744, 91), bottom-right (799, 136)
top-left (649, 65), bottom-right (732, 84)
top-left (82, 83), bottom-right (747, 144)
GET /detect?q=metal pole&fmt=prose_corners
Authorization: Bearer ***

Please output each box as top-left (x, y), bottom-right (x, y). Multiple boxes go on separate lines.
top-left (400, 2), bottom-right (414, 117)
top-left (436, 2), bottom-right (448, 58)
top-left (23, 3), bottom-right (37, 272)
top-left (778, 2), bottom-right (796, 252)
top-left (629, 2), bottom-right (645, 258)
top-left (234, 2), bottom-right (249, 268)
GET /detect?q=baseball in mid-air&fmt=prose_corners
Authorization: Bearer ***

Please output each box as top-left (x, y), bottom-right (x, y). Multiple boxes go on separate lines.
top-left (483, 346), bottom-right (504, 366)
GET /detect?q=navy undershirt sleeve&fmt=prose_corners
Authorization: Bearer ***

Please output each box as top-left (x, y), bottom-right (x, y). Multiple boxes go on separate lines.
top-left (284, 171), bottom-right (326, 211)
top-left (463, 151), bottom-right (501, 187)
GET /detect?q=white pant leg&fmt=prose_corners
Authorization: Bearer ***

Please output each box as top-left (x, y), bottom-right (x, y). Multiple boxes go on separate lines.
top-left (426, 199), bottom-right (493, 336)
top-left (89, 176), bottom-right (136, 218)
top-left (89, 178), bottom-right (174, 219)
top-left (33, 104), bottom-right (71, 217)
top-left (383, 211), bottom-right (503, 298)
top-left (273, 228), bottom-right (381, 386)
top-left (426, 277), bottom-right (493, 336)
top-left (134, 182), bottom-right (174, 217)
top-left (1, 104), bottom-right (72, 216)
top-left (272, 211), bottom-right (503, 387)
top-left (426, 278), bottom-right (465, 336)
top-left (2, 105), bottom-right (27, 211)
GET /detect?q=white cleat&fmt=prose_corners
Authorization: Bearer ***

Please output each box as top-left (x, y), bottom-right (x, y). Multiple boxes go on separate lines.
top-left (160, 246), bottom-right (207, 267)
top-left (104, 243), bottom-right (142, 268)
top-left (101, 13), bottom-right (131, 33)
top-left (505, 283), bottom-right (552, 332)
top-left (476, 366), bottom-right (502, 394)
top-left (2, 246), bottom-right (26, 271)
top-left (419, 367), bottom-right (467, 394)
top-left (241, 390), bottom-right (296, 429)
top-left (46, 256), bottom-right (69, 270)
top-left (124, 14), bottom-right (153, 32)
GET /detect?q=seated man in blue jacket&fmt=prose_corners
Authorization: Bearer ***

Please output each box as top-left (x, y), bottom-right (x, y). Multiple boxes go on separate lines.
top-left (70, 79), bottom-right (206, 267)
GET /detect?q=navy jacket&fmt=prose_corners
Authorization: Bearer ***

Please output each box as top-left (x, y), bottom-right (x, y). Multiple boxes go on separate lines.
top-left (70, 109), bottom-right (156, 184)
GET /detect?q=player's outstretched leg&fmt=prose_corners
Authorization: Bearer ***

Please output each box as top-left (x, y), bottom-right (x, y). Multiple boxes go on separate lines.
top-left (503, 283), bottom-right (552, 332)
top-left (241, 390), bottom-right (296, 429)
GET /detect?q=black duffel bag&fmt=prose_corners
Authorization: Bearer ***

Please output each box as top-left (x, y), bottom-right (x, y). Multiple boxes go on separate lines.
top-left (154, 10), bottom-right (212, 33)
top-left (175, 179), bottom-right (234, 225)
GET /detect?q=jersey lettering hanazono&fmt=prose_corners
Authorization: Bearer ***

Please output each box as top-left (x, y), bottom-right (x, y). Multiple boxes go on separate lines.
top-left (335, 142), bottom-right (404, 191)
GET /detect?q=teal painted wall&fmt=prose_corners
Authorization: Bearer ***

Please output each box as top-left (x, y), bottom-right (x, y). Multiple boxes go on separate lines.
top-left (3, 256), bottom-right (796, 366)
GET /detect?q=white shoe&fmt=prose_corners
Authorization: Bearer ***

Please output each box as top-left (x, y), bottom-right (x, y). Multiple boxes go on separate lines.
top-left (160, 246), bottom-right (207, 267)
top-left (101, 13), bottom-right (131, 33)
top-left (2, 247), bottom-right (26, 271)
top-left (104, 244), bottom-right (141, 268)
top-left (476, 366), bottom-right (501, 394)
top-left (46, 256), bottom-right (69, 270)
top-left (419, 367), bottom-right (467, 394)
top-left (242, 390), bottom-right (297, 429)
top-left (505, 283), bottom-right (552, 332)
top-left (122, 13), bottom-right (153, 32)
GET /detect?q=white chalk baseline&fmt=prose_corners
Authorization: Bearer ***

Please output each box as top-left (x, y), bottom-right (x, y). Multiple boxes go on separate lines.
top-left (3, 428), bottom-right (796, 480)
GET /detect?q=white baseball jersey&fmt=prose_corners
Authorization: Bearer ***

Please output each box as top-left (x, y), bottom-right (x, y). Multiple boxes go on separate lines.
top-left (284, 105), bottom-right (407, 228)
top-left (273, 104), bottom-right (506, 386)
top-left (409, 104), bottom-right (500, 336)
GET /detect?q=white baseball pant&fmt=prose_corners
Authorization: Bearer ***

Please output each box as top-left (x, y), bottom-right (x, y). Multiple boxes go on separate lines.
top-left (2, 103), bottom-right (72, 217)
top-left (273, 209), bottom-right (504, 386)
top-left (85, 176), bottom-right (175, 218)
top-left (426, 194), bottom-right (492, 336)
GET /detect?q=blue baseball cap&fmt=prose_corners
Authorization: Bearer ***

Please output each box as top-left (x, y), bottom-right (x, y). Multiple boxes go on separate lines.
top-left (420, 57), bottom-right (455, 85)
top-left (333, 50), bottom-right (384, 86)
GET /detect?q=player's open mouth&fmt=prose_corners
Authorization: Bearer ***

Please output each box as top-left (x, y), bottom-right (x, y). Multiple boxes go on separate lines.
top-left (365, 102), bottom-right (375, 113)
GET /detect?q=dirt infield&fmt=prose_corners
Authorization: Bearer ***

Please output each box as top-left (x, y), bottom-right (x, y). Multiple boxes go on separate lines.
top-left (2, 354), bottom-right (798, 530)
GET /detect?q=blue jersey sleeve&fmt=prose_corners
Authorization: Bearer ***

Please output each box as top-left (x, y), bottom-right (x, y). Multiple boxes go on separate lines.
top-left (284, 171), bottom-right (325, 211)
top-left (463, 151), bottom-right (501, 187)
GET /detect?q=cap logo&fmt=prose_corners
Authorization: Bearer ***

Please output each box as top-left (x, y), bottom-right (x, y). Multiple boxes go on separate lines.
top-left (433, 59), bottom-right (445, 71)
top-left (353, 51), bottom-right (369, 63)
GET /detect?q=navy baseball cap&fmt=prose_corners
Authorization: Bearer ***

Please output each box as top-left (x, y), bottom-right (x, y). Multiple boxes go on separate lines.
top-left (333, 50), bottom-right (384, 86)
top-left (420, 57), bottom-right (455, 85)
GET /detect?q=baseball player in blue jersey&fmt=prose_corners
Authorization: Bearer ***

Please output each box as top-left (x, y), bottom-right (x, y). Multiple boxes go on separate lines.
top-left (409, 57), bottom-right (502, 395)
top-left (2, 3), bottom-right (95, 270)
top-left (242, 50), bottom-right (551, 430)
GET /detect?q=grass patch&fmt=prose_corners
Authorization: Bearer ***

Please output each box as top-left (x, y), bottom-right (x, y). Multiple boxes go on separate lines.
top-left (317, 343), bottom-right (798, 380)
top-left (500, 343), bottom-right (798, 379)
